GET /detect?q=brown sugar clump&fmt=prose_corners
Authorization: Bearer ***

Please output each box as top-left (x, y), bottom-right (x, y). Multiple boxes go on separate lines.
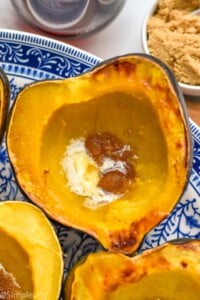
top-left (85, 132), bottom-right (136, 194)
top-left (85, 132), bottom-right (133, 164)
top-left (147, 0), bottom-right (200, 85)
top-left (0, 266), bottom-right (21, 300)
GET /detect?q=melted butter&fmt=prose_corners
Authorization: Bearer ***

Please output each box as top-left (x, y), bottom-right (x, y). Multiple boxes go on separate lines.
top-left (61, 138), bottom-right (122, 208)
top-left (66, 145), bottom-right (100, 196)
top-left (101, 158), bottom-right (127, 174)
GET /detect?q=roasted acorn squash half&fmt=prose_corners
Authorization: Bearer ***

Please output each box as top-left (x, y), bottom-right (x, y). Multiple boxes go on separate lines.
top-left (0, 201), bottom-right (63, 300)
top-left (7, 54), bottom-right (192, 254)
top-left (63, 239), bottom-right (200, 300)
top-left (0, 67), bottom-right (10, 143)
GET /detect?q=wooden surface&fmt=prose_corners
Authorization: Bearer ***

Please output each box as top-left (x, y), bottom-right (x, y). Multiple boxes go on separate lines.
top-left (186, 98), bottom-right (200, 127)
top-left (0, 0), bottom-right (199, 128)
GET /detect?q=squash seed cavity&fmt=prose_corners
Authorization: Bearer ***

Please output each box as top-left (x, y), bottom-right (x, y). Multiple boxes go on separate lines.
top-left (61, 133), bottom-right (136, 208)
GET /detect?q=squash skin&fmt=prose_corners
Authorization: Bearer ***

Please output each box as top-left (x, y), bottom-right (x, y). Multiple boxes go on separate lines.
top-left (0, 201), bottom-right (63, 300)
top-left (7, 54), bottom-right (192, 254)
top-left (0, 67), bottom-right (10, 143)
top-left (64, 240), bottom-right (200, 300)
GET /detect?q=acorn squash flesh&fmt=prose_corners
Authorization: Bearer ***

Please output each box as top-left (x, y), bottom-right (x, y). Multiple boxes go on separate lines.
top-left (7, 54), bottom-right (192, 254)
top-left (0, 67), bottom-right (9, 143)
top-left (64, 240), bottom-right (200, 300)
top-left (0, 201), bottom-right (63, 300)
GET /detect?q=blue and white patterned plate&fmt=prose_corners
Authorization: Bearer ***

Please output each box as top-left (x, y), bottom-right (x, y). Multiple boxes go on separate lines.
top-left (0, 29), bottom-right (200, 280)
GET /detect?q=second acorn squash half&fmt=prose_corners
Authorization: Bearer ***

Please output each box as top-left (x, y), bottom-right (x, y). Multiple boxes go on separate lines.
top-left (63, 240), bottom-right (200, 300)
top-left (7, 54), bottom-right (192, 254)
top-left (0, 201), bottom-right (63, 300)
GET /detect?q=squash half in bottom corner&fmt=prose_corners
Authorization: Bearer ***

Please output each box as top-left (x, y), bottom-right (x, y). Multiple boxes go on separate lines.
top-left (7, 54), bottom-right (192, 254)
top-left (63, 240), bottom-right (200, 300)
top-left (0, 201), bottom-right (63, 300)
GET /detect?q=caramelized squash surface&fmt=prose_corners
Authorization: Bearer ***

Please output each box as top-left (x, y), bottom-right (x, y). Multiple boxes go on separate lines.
top-left (7, 54), bottom-right (192, 253)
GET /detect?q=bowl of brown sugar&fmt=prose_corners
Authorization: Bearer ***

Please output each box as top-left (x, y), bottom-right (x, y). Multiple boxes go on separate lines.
top-left (142, 0), bottom-right (200, 96)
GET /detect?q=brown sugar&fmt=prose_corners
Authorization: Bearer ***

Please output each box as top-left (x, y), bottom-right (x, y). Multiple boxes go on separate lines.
top-left (85, 132), bottom-right (135, 194)
top-left (147, 0), bottom-right (200, 85)
top-left (0, 266), bottom-right (21, 300)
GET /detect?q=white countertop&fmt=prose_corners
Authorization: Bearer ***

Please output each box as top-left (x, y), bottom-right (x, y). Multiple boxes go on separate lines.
top-left (0, 0), bottom-right (154, 60)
